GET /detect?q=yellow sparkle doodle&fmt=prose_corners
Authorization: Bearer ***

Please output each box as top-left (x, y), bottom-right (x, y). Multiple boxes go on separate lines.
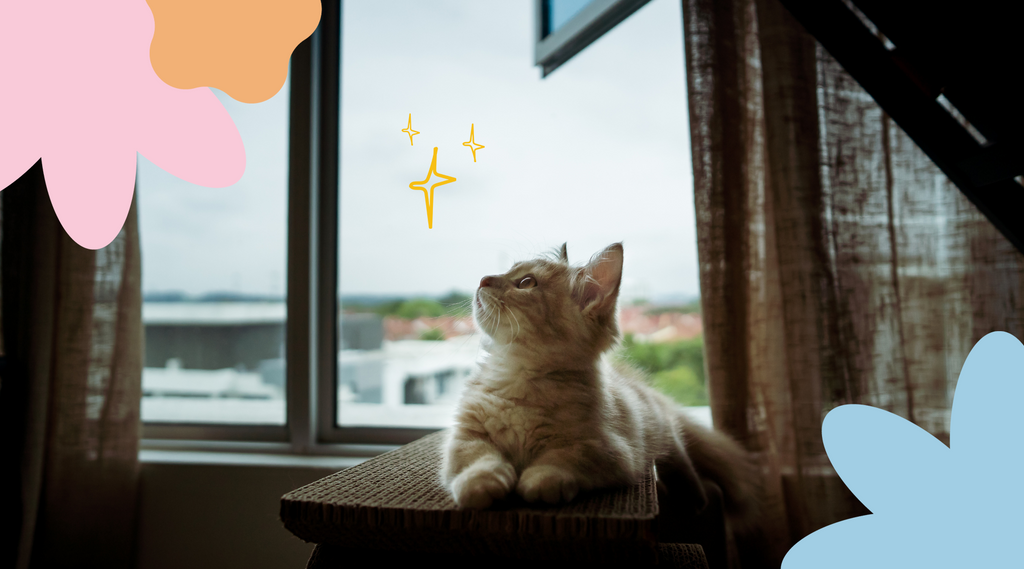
top-left (462, 123), bottom-right (485, 162)
top-left (409, 147), bottom-right (456, 229)
top-left (401, 113), bottom-right (419, 145)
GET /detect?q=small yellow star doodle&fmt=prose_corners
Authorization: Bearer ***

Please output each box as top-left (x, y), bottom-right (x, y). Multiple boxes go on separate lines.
top-left (462, 123), bottom-right (485, 162)
top-left (408, 147), bottom-right (456, 229)
top-left (401, 113), bottom-right (419, 145)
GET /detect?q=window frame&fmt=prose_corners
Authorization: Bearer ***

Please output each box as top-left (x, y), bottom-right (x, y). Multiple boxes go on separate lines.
top-left (141, 0), bottom-right (436, 452)
top-left (143, 0), bottom-right (668, 452)
top-left (314, 2), bottom-right (436, 445)
top-left (534, 0), bottom-right (652, 77)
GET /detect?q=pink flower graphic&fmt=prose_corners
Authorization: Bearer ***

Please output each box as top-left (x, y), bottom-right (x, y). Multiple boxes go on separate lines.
top-left (0, 0), bottom-right (245, 249)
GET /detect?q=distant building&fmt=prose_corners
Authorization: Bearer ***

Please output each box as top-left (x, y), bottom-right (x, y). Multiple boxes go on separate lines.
top-left (341, 313), bottom-right (385, 350)
top-left (142, 302), bottom-right (287, 412)
top-left (339, 336), bottom-right (480, 406)
top-left (145, 301), bottom-right (387, 371)
top-left (618, 305), bottom-right (703, 342)
top-left (143, 302), bottom-right (285, 371)
top-left (383, 315), bottom-right (476, 341)
top-left (141, 300), bottom-right (705, 427)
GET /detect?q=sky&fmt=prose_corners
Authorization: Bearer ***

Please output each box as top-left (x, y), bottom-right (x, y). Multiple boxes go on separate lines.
top-left (137, 0), bottom-right (699, 302)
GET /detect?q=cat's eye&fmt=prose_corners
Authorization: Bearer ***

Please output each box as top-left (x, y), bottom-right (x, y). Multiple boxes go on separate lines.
top-left (517, 276), bottom-right (537, 289)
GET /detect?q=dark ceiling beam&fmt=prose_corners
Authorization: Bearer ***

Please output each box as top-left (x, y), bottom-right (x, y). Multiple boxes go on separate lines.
top-left (776, 0), bottom-right (1024, 254)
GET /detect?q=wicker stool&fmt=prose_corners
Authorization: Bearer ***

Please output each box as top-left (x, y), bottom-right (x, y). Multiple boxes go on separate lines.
top-left (280, 431), bottom-right (721, 568)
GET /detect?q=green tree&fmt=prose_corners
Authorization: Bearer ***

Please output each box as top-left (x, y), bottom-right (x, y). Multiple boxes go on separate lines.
top-left (396, 298), bottom-right (446, 319)
top-left (373, 299), bottom-right (405, 317)
top-left (644, 299), bottom-right (702, 315)
top-left (618, 334), bottom-right (705, 386)
top-left (419, 328), bottom-right (446, 341)
top-left (616, 334), bottom-right (708, 406)
top-left (650, 366), bottom-right (708, 406)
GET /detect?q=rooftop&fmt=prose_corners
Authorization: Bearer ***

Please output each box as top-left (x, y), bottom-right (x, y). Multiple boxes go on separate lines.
top-left (143, 301), bottom-right (286, 325)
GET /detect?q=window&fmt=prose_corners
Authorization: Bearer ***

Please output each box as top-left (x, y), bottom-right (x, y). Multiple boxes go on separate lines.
top-left (138, 77), bottom-right (290, 429)
top-left (140, 0), bottom-right (709, 451)
top-left (535, 0), bottom-right (653, 76)
top-left (137, 12), bottom-right (331, 445)
top-left (332, 0), bottom-right (707, 442)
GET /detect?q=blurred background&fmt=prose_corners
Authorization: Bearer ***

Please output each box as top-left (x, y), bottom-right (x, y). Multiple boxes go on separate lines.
top-left (136, 0), bottom-right (709, 429)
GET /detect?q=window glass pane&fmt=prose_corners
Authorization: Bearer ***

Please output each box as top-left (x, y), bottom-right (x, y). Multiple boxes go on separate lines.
top-left (545, 0), bottom-right (595, 36)
top-left (339, 0), bottom-right (705, 429)
top-left (138, 78), bottom-right (289, 425)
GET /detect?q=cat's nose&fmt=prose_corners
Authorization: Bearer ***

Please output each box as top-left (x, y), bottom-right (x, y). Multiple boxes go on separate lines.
top-left (480, 276), bottom-right (498, 288)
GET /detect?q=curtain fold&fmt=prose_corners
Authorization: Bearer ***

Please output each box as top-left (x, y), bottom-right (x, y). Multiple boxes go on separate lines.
top-left (0, 161), bottom-right (142, 569)
top-left (682, 0), bottom-right (1024, 566)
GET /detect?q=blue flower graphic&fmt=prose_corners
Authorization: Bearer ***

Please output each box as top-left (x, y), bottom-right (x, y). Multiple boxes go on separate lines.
top-left (783, 331), bottom-right (1024, 568)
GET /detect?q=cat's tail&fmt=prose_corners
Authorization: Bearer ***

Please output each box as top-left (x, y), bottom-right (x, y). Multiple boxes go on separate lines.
top-left (675, 410), bottom-right (761, 532)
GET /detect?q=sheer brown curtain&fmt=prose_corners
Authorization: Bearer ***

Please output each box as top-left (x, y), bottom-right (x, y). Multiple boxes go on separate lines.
top-left (682, 0), bottom-right (1024, 566)
top-left (0, 161), bottom-right (143, 569)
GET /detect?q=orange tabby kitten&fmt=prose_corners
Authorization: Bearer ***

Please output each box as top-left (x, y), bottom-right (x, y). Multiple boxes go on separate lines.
top-left (441, 243), bottom-right (758, 526)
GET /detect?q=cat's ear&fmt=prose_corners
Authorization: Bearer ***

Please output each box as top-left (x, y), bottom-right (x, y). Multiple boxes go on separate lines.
top-left (576, 243), bottom-right (623, 315)
top-left (559, 242), bottom-right (568, 263)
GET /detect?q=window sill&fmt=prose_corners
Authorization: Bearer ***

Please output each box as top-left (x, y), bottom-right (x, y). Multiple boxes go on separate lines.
top-left (139, 449), bottom-right (369, 469)
top-left (139, 438), bottom-right (399, 469)
top-left (137, 407), bottom-right (713, 469)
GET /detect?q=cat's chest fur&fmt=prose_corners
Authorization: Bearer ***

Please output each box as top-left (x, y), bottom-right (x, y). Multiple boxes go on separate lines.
top-left (455, 366), bottom-right (598, 471)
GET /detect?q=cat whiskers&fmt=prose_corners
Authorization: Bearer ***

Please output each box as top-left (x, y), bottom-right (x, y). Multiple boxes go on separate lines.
top-left (503, 305), bottom-right (521, 343)
top-left (492, 299), bottom-right (518, 344)
top-left (476, 297), bottom-right (500, 332)
top-left (477, 294), bottom-right (521, 346)
top-left (483, 307), bottom-right (500, 332)
top-left (443, 298), bottom-right (475, 318)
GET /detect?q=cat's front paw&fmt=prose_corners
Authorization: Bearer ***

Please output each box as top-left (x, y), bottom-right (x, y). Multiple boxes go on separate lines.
top-left (516, 464), bottom-right (579, 504)
top-left (450, 462), bottom-right (517, 509)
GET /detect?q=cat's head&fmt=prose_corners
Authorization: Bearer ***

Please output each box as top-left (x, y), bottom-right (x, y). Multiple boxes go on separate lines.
top-left (473, 242), bottom-right (623, 367)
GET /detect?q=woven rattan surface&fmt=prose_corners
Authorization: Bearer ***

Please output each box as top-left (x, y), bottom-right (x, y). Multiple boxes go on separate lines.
top-left (281, 430), bottom-right (661, 563)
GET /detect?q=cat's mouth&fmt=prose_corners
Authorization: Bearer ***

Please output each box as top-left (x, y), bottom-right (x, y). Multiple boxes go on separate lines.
top-left (476, 289), bottom-right (500, 312)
